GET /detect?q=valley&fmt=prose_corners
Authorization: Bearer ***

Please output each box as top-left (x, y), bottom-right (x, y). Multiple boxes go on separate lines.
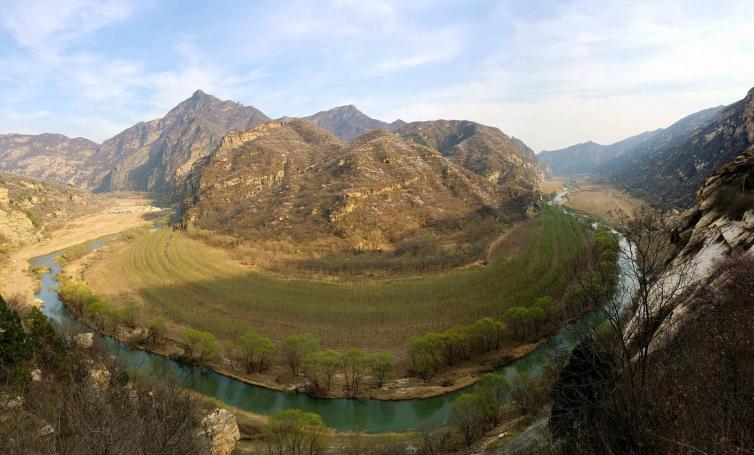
top-left (60, 205), bottom-right (592, 399)
top-left (1, 83), bottom-right (752, 454)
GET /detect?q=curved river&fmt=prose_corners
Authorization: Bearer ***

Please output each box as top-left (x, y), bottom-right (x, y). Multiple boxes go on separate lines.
top-left (32, 204), bottom-right (636, 433)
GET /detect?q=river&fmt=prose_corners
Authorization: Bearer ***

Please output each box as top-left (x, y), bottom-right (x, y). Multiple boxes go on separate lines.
top-left (31, 206), bottom-right (636, 433)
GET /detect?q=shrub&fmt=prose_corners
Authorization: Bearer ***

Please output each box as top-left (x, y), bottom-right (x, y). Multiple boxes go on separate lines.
top-left (263, 409), bottom-right (330, 455)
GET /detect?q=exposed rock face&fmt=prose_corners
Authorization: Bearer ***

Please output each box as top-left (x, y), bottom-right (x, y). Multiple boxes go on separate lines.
top-left (93, 90), bottom-right (270, 193)
top-left (538, 131), bottom-right (657, 176)
top-left (598, 103), bottom-right (732, 207)
top-left (201, 409), bottom-right (240, 455)
top-left (0, 134), bottom-right (99, 186)
top-left (303, 105), bottom-right (404, 141)
top-left (398, 120), bottom-right (544, 212)
top-left (181, 120), bottom-right (533, 252)
top-left (632, 150), bottom-right (754, 347)
top-left (73, 332), bottom-right (94, 349)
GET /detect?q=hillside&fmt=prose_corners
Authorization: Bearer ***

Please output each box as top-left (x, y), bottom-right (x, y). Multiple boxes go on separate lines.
top-left (537, 131), bottom-right (656, 176)
top-left (93, 90), bottom-right (270, 193)
top-left (0, 134), bottom-right (99, 186)
top-left (0, 91), bottom-right (270, 194)
top-left (303, 105), bottom-right (404, 141)
top-left (179, 119), bottom-right (540, 271)
top-left (596, 105), bottom-right (727, 207)
top-left (398, 120), bottom-right (543, 211)
top-left (0, 173), bottom-right (100, 259)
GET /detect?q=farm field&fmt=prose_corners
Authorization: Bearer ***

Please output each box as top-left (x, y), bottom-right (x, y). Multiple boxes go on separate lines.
top-left (563, 180), bottom-right (645, 225)
top-left (81, 206), bottom-right (592, 358)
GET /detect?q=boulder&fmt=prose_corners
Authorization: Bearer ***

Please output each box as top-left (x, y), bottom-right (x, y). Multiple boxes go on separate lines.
top-left (201, 409), bottom-right (240, 455)
top-left (73, 332), bottom-right (94, 349)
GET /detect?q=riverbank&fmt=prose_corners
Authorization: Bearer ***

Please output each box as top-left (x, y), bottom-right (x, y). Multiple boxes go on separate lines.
top-left (57, 259), bottom-right (549, 400)
top-left (0, 195), bottom-right (159, 306)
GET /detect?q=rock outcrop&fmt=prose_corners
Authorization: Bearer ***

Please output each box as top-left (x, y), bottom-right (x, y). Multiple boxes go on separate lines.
top-left (630, 149), bottom-right (754, 347)
top-left (201, 409), bottom-right (240, 455)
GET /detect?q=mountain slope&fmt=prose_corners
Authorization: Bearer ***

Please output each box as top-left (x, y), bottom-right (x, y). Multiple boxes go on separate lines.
top-left (303, 105), bottom-right (403, 141)
top-left (94, 90), bottom-right (270, 193)
top-left (538, 131), bottom-right (657, 176)
top-left (180, 120), bottom-right (524, 259)
top-left (599, 97), bottom-right (745, 207)
top-left (397, 120), bottom-right (543, 211)
top-left (0, 134), bottom-right (99, 186)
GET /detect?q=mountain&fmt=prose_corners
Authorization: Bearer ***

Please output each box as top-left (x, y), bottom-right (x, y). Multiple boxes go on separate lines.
top-left (93, 90), bottom-right (270, 193)
top-left (0, 134), bottom-right (99, 186)
top-left (397, 120), bottom-right (543, 211)
top-left (302, 105), bottom-right (404, 141)
top-left (598, 97), bottom-right (744, 207)
top-left (0, 91), bottom-right (270, 194)
top-left (180, 120), bottom-right (534, 257)
top-left (537, 131), bottom-right (657, 176)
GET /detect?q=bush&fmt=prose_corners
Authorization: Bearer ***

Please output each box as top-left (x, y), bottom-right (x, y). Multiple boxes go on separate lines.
top-left (263, 409), bottom-right (330, 455)
top-left (180, 329), bottom-right (219, 363)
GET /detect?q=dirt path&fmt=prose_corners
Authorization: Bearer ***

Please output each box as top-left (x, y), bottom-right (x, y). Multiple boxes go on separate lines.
top-left (0, 197), bottom-right (159, 305)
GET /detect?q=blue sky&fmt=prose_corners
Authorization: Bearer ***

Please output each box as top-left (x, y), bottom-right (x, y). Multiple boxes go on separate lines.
top-left (1, 0), bottom-right (754, 151)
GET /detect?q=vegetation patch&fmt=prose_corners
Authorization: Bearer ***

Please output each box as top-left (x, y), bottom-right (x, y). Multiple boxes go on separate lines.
top-left (82, 207), bottom-right (593, 361)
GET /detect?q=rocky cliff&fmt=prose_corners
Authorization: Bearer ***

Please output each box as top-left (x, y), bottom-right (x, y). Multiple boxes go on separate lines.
top-left (632, 149), bottom-right (754, 348)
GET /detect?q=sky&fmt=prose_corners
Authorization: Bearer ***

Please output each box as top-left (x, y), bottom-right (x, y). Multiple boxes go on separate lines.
top-left (1, 0), bottom-right (754, 151)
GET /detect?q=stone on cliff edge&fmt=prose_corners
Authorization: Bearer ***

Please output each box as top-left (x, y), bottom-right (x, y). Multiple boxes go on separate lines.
top-left (73, 332), bottom-right (94, 349)
top-left (201, 408), bottom-right (240, 455)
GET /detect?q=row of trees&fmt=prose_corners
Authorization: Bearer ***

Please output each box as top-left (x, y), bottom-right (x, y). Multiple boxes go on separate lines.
top-left (58, 277), bottom-right (139, 332)
top-left (408, 317), bottom-right (507, 380)
top-left (177, 329), bottom-right (394, 395)
top-left (408, 300), bottom-right (557, 382)
top-left (262, 409), bottom-right (330, 455)
top-left (282, 333), bottom-right (394, 394)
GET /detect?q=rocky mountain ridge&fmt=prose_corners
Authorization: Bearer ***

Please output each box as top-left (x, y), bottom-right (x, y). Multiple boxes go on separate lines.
top-left (398, 120), bottom-right (544, 213)
top-left (180, 119), bottom-right (541, 259)
top-left (302, 105), bottom-right (405, 141)
top-left (0, 134), bottom-right (99, 187)
top-left (537, 131), bottom-right (657, 176)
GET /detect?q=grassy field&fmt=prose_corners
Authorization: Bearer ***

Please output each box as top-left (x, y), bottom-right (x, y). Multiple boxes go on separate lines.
top-left (83, 206), bottom-right (591, 357)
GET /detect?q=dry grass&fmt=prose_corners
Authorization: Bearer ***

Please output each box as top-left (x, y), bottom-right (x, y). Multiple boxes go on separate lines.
top-left (563, 180), bottom-right (645, 225)
top-left (83, 207), bottom-right (592, 359)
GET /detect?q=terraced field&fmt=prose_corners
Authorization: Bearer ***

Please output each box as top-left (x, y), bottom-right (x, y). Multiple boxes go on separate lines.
top-left (84, 207), bottom-right (591, 355)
